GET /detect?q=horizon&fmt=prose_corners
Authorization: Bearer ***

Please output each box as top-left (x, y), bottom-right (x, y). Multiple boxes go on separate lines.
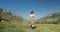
top-left (0, 0), bottom-right (60, 20)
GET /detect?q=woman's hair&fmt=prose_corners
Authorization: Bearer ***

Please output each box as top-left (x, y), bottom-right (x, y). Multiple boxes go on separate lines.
top-left (31, 11), bottom-right (34, 14)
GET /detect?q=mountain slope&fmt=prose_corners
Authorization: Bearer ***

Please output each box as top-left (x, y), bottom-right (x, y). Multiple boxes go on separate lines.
top-left (37, 12), bottom-right (60, 24)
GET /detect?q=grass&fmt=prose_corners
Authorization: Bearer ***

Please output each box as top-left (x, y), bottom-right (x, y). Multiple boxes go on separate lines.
top-left (34, 24), bottom-right (60, 32)
top-left (0, 21), bottom-right (60, 32)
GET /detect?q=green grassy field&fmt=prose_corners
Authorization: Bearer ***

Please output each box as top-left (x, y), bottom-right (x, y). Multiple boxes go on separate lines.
top-left (0, 21), bottom-right (60, 32)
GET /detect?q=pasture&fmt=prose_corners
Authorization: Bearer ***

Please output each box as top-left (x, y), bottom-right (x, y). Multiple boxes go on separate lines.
top-left (0, 21), bottom-right (60, 32)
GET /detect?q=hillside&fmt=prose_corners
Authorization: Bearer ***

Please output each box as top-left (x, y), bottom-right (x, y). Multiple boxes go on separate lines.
top-left (0, 8), bottom-right (28, 32)
top-left (37, 12), bottom-right (60, 24)
top-left (0, 8), bottom-right (26, 23)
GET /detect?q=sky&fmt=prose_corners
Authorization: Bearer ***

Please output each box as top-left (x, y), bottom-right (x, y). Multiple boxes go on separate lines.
top-left (0, 0), bottom-right (60, 20)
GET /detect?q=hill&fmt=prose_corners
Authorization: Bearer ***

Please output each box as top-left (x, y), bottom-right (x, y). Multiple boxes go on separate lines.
top-left (0, 8), bottom-right (28, 32)
top-left (37, 12), bottom-right (60, 24)
top-left (0, 8), bottom-right (25, 22)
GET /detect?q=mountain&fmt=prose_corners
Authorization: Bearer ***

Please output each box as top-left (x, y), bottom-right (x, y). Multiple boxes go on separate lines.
top-left (0, 8), bottom-right (25, 22)
top-left (37, 12), bottom-right (60, 24)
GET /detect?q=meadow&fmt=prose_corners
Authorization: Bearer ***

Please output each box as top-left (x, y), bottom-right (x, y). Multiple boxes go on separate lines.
top-left (0, 20), bottom-right (60, 32)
